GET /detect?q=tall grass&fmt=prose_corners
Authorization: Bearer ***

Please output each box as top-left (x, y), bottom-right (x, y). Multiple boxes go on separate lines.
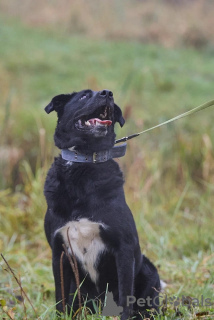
top-left (1, 0), bottom-right (214, 49)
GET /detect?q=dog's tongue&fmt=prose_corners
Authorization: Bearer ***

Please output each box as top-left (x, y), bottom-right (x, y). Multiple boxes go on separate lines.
top-left (88, 118), bottom-right (112, 126)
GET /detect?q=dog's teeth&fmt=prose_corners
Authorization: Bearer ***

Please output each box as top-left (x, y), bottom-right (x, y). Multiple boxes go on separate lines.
top-left (85, 121), bottom-right (91, 126)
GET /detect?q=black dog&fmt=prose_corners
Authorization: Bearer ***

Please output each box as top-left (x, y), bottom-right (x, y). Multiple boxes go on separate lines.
top-left (44, 89), bottom-right (160, 319)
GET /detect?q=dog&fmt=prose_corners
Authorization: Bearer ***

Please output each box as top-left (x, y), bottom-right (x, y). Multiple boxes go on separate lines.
top-left (44, 89), bottom-right (160, 319)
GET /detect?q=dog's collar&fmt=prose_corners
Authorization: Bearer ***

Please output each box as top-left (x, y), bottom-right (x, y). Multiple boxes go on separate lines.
top-left (61, 143), bottom-right (127, 164)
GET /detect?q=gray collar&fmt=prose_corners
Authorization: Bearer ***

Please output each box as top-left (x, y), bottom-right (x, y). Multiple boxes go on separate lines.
top-left (61, 143), bottom-right (127, 164)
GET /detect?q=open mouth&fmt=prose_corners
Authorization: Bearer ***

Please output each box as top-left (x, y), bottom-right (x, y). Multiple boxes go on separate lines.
top-left (75, 106), bottom-right (112, 130)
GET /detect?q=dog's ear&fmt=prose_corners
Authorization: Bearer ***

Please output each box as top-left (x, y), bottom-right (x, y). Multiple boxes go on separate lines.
top-left (114, 104), bottom-right (125, 127)
top-left (45, 93), bottom-right (75, 114)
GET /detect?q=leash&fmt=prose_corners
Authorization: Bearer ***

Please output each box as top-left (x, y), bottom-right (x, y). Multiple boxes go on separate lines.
top-left (115, 99), bottom-right (214, 144)
top-left (62, 99), bottom-right (214, 163)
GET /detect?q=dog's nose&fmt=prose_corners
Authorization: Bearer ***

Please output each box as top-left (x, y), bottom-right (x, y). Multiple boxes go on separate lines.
top-left (99, 90), bottom-right (113, 98)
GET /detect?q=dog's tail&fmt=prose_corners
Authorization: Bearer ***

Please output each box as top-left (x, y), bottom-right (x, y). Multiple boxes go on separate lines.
top-left (160, 280), bottom-right (167, 291)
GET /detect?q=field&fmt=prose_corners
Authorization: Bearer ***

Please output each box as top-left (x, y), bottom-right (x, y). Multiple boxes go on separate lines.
top-left (1, 1), bottom-right (214, 319)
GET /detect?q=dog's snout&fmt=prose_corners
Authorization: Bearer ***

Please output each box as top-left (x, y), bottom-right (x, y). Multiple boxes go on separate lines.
top-left (99, 90), bottom-right (113, 98)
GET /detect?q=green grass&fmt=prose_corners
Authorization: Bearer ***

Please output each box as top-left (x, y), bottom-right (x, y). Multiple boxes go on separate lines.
top-left (0, 16), bottom-right (214, 319)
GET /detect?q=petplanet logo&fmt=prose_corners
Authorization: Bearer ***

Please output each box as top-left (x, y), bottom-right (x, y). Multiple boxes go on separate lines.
top-left (126, 294), bottom-right (213, 308)
top-left (102, 291), bottom-right (123, 317)
top-left (99, 292), bottom-right (213, 317)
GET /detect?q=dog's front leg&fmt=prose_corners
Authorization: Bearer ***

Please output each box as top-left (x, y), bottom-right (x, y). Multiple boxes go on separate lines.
top-left (115, 250), bottom-right (135, 320)
top-left (52, 240), bottom-right (73, 315)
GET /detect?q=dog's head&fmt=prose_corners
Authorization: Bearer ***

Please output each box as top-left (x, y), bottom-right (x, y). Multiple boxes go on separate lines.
top-left (45, 89), bottom-right (125, 151)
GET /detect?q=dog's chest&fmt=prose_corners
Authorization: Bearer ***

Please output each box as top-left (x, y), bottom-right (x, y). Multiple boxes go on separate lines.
top-left (57, 219), bottom-right (106, 284)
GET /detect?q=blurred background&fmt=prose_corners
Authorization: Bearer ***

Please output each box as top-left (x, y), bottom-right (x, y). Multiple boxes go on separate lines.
top-left (0, 0), bottom-right (214, 318)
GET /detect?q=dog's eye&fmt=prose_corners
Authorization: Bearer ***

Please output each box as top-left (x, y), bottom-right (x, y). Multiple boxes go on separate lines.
top-left (79, 95), bottom-right (87, 101)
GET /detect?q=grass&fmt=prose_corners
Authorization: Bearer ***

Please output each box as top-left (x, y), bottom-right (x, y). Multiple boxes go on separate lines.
top-left (1, 0), bottom-right (214, 49)
top-left (0, 11), bottom-right (214, 320)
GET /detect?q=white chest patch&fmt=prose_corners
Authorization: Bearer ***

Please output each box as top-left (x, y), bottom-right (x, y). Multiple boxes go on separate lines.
top-left (56, 218), bottom-right (106, 284)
